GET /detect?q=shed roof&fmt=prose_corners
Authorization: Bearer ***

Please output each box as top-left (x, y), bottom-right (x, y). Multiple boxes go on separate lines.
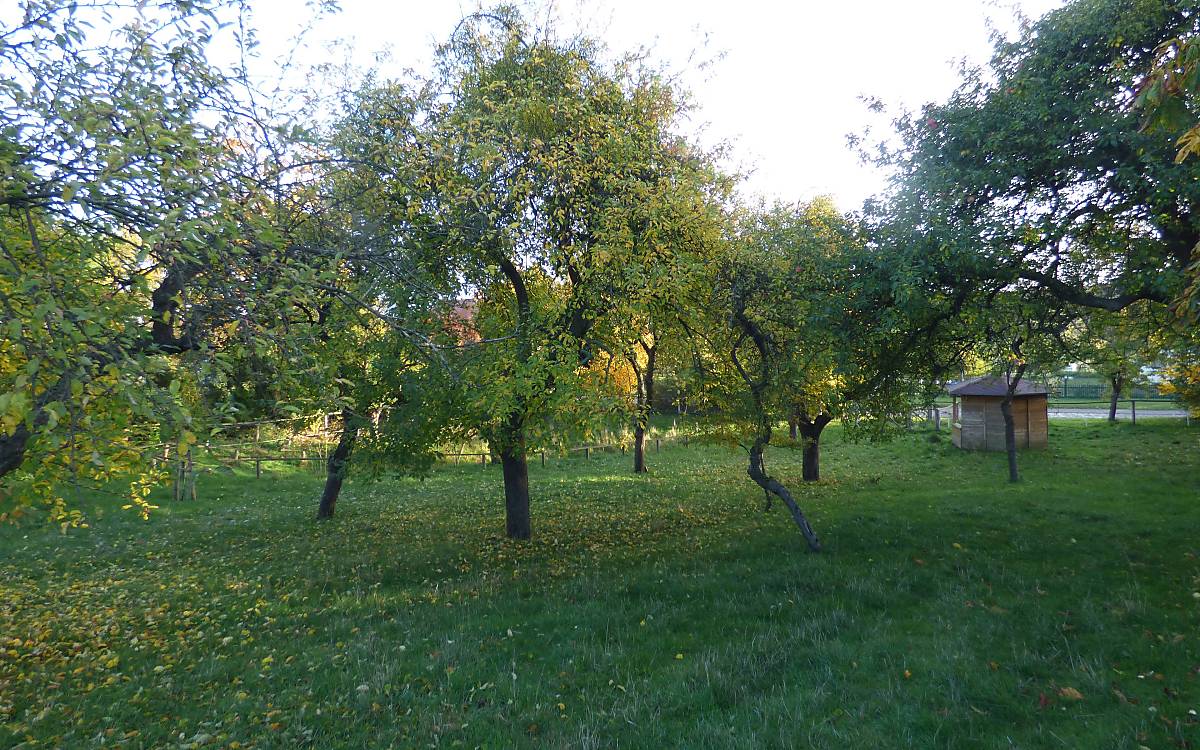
top-left (948, 375), bottom-right (1049, 397)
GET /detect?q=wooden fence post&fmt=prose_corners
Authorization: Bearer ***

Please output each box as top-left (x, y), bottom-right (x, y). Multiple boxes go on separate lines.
top-left (541, 451), bottom-right (546, 468)
top-left (1131, 399), bottom-right (1136, 426)
top-left (656, 438), bottom-right (660, 453)
top-left (584, 447), bottom-right (590, 460)
top-left (187, 449), bottom-right (196, 501)
top-left (255, 458), bottom-right (261, 479)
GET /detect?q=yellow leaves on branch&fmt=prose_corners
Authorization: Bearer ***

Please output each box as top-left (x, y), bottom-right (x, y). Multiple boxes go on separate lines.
top-left (1175, 125), bottom-right (1200, 163)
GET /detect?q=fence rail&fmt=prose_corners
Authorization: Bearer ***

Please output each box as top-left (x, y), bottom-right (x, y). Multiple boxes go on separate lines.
top-left (1056, 384), bottom-right (1176, 400)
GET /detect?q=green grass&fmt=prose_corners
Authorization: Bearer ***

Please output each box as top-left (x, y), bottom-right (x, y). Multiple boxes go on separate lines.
top-left (2, 422), bottom-right (1199, 749)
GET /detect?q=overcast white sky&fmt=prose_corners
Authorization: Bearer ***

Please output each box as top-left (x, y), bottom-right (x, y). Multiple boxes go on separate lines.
top-left (244, 0), bottom-right (1065, 209)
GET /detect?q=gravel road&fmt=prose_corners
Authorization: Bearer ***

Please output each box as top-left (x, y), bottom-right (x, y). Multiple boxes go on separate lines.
top-left (1046, 408), bottom-right (1190, 420)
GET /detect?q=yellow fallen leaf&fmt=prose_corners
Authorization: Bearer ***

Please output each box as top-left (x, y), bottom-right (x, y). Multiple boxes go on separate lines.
top-left (1058, 686), bottom-right (1083, 700)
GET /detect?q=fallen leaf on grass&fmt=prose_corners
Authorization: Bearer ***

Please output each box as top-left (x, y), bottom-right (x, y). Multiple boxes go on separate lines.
top-left (1113, 687), bottom-right (1134, 704)
top-left (1058, 686), bottom-right (1084, 700)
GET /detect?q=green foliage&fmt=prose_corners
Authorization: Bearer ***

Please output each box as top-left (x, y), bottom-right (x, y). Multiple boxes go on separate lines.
top-left (1073, 303), bottom-right (1168, 392)
top-left (867, 0), bottom-right (1199, 316)
top-left (0, 1), bottom-right (247, 522)
top-left (0, 1), bottom-right (355, 522)
top-left (1138, 29), bottom-right (1200, 325)
top-left (334, 9), bottom-right (729, 476)
top-left (1159, 328), bottom-right (1200, 413)
top-left (686, 199), bottom-right (941, 453)
top-left (1138, 35), bottom-right (1200, 161)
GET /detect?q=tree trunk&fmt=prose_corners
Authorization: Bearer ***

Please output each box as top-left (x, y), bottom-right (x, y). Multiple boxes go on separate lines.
top-left (797, 415), bottom-right (831, 482)
top-left (0, 375), bottom-right (73, 480)
top-left (801, 432), bottom-right (820, 482)
top-left (0, 422), bottom-right (34, 480)
top-left (999, 364), bottom-right (1027, 484)
top-left (1107, 373), bottom-right (1124, 422)
top-left (630, 341), bottom-right (655, 474)
top-left (998, 397), bottom-right (1019, 483)
top-left (500, 444), bottom-right (531, 539)
top-left (317, 411), bottom-right (358, 520)
top-left (747, 438), bottom-right (821, 552)
top-left (728, 296), bottom-right (820, 550)
top-left (788, 413), bottom-right (798, 440)
top-left (633, 421), bottom-right (647, 473)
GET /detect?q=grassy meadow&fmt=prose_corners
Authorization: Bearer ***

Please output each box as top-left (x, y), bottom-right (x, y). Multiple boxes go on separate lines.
top-left (2, 420), bottom-right (1199, 749)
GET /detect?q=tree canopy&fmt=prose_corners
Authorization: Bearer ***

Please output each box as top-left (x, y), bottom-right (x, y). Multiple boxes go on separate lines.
top-left (867, 0), bottom-right (1199, 315)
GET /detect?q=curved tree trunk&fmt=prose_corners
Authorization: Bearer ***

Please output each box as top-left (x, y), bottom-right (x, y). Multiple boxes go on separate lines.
top-left (729, 293), bottom-right (822, 550)
top-left (1108, 373), bottom-right (1124, 422)
top-left (493, 254), bottom-right (536, 539)
top-left (317, 410), bottom-right (358, 520)
top-left (747, 437), bottom-right (821, 552)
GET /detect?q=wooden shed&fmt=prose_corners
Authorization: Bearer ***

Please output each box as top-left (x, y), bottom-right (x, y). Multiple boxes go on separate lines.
top-left (949, 376), bottom-right (1049, 451)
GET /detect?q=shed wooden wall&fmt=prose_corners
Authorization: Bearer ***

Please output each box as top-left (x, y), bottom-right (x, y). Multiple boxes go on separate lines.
top-left (1026, 395), bottom-right (1048, 448)
top-left (953, 395), bottom-right (1047, 451)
